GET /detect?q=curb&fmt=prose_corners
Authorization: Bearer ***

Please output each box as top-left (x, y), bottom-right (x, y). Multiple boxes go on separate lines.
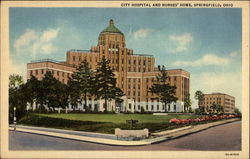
top-left (148, 118), bottom-right (241, 144)
top-left (9, 118), bottom-right (241, 146)
top-left (9, 127), bottom-right (151, 146)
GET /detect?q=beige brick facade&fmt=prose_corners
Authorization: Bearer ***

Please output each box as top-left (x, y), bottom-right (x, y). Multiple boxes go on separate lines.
top-left (27, 19), bottom-right (190, 112)
top-left (200, 93), bottom-right (235, 114)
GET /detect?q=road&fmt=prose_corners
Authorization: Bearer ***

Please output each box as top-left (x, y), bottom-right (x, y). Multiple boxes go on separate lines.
top-left (9, 121), bottom-right (241, 150)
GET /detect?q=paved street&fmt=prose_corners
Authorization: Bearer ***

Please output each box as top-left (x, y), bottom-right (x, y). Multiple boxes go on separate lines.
top-left (9, 121), bottom-right (241, 150)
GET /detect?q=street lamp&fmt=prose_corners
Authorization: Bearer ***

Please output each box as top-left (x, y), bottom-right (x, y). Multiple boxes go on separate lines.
top-left (13, 107), bottom-right (16, 131)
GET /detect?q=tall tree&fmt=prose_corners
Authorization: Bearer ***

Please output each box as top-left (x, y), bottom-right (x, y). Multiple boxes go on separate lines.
top-left (149, 65), bottom-right (178, 112)
top-left (184, 93), bottom-right (192, 112)
top-left (94, 57), bottom-right (124, 112)
top-left (70, 59), bottom-right (94, 110)
top-left (67, 79), bottom-right (81, 110)
top-left (23, 75), bottom-right (40, 110)
top-left (41, 71), bottom-right (62, 111)
top-left (195, 90), bottom-right (204, 112)
top-left (9, 74), bottom-right (26, 122)
top-left (9, 74), bottom-right (24, 88)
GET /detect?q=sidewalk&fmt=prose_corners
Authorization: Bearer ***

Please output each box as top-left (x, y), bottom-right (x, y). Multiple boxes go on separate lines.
top-left (9, 118), bottom-right (240, 146)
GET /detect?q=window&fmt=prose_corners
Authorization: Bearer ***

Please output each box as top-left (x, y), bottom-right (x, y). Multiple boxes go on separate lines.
top-left (30, 70), bottom-right (33, 75)
top-left (129, 104), bottom-right (131, 109)
top-left (138, 105), bottom-right (140, 110)
top-left (157, 105), bottom-right (159, 110)
top-left (143, 60), bottom-right (146, 65)
top-left (41, 69), bottom-right (44, 74)
top-left (36, 70), bottom-right (38, 75)
top-left (162, 106), bottom-right (165, 110)
top-left (151, 105), bottom-right (154, 110)
top-left (174, 105), bottom-right (176, 110)
top-left (57, 71), bottom-right (59, 76)
top-left (134, 60), bottom-right (136, 65)
top-left (146, 105), bottom-right (148, 110)
top-left (73, 56), bottom-right (75, 61)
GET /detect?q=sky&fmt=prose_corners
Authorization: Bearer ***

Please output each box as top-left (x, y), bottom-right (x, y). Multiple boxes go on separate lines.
top-left (9, 8), bottom-right (242, 109)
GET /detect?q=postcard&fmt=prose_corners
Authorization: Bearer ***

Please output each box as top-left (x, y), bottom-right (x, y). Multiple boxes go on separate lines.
top-left (0, 1), bottom-right (249, 159)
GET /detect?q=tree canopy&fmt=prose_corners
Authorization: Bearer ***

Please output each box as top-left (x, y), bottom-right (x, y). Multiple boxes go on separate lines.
top-left (94, 57), bottom-right (124, 112)
top-left (149, 65), bottom-right (178, 112)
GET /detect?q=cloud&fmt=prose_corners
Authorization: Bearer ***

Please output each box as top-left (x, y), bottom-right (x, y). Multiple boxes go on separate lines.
top-left (169, 33), bottom-right (193, 53)
top-left (190, 71), bottom-right (242, 110)
top-left (9, 58), bottom-right (27, 81)
top-left (229, 51), bottom-right (238, 57)
top-left (14, 29), bottom-right (37, 49)
top-left (14, 28), bottom-right (60, 57)
top-left (41, 28), bottom-right (60, 42)
top-left (173, 54), bottom-right (230, 67)
top-left (133, 29), bottom-right (154, 40)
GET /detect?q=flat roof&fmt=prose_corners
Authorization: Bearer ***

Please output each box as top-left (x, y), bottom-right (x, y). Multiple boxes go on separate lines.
top-left (28, 59), bottom-right (74, 67)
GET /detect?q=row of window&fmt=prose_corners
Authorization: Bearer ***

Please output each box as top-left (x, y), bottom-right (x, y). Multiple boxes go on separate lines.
top-left (127, 91), bottom-right (140, 96)
top-left (128, 104), bottom-right (177, 111)
top-left (128, 59), bottom-right (149, 65)
top-left (127, 67), bottom-right (151, 72)
top-left (72, 55), bottom-right (98, 63)
top-left (30, 69), bottom-right (71, 79)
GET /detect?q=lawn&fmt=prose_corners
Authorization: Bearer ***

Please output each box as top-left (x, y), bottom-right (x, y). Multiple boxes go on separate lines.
top-left (19, 113), bottom-right (202, 134)
top-left (36, 113), bottom-right (200, 124)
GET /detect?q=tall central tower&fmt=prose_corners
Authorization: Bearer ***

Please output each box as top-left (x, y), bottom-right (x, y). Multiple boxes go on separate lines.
top-left (97, 19), bottom-right (133, 95)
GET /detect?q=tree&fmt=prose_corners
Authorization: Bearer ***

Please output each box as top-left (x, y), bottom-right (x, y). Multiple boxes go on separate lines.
top-left (23, 75), bottom-right (40, 110)
top-left (195, 90), bottom-right (204, 112)
top-left (234, 108), bottom-right (241, 115)
top-left (210, 103), bottom-right (224, 114)
top-left (184, 93), bottom-right (192, 112)
top-left (70, 60), bottom-right (94, 110)
top-left (67, 79), bottom-right (81, 110)
top-left (9, 74), bottom-right (24, 89)
top-left (40, 71), bottom-right (65, 111)
top-left (149, 65), bottom-right (178, 112)
top-left (9, 74), bottom-right (26, 122)
top-left (94, 57), bottom-right (124, 112)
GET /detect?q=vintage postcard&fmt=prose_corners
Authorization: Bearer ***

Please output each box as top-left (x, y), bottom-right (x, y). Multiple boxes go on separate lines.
top-left (0, 1), bottom-right (249, 159)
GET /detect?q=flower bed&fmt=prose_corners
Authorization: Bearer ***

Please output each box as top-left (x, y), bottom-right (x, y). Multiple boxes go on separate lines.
top-left (169, 114), bottom-right (241, 125)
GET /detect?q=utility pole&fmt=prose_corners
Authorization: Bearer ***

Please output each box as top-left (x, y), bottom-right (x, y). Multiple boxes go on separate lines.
top-left (13, 107), bottom-right (16, 131)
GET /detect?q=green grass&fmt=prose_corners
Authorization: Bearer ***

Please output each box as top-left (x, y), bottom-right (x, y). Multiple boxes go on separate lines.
top-left (19, 113), bottom-right (203, 134)
top-left (36, 113), bottom-right (201, 124)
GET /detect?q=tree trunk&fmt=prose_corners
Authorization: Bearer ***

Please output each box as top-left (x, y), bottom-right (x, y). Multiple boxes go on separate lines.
top-left (164, 103), bottom-right (167, 113)
top-left (104, 98), bottom-right (107, 112)
top-left (84, 93), bottom-right (87, 110)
